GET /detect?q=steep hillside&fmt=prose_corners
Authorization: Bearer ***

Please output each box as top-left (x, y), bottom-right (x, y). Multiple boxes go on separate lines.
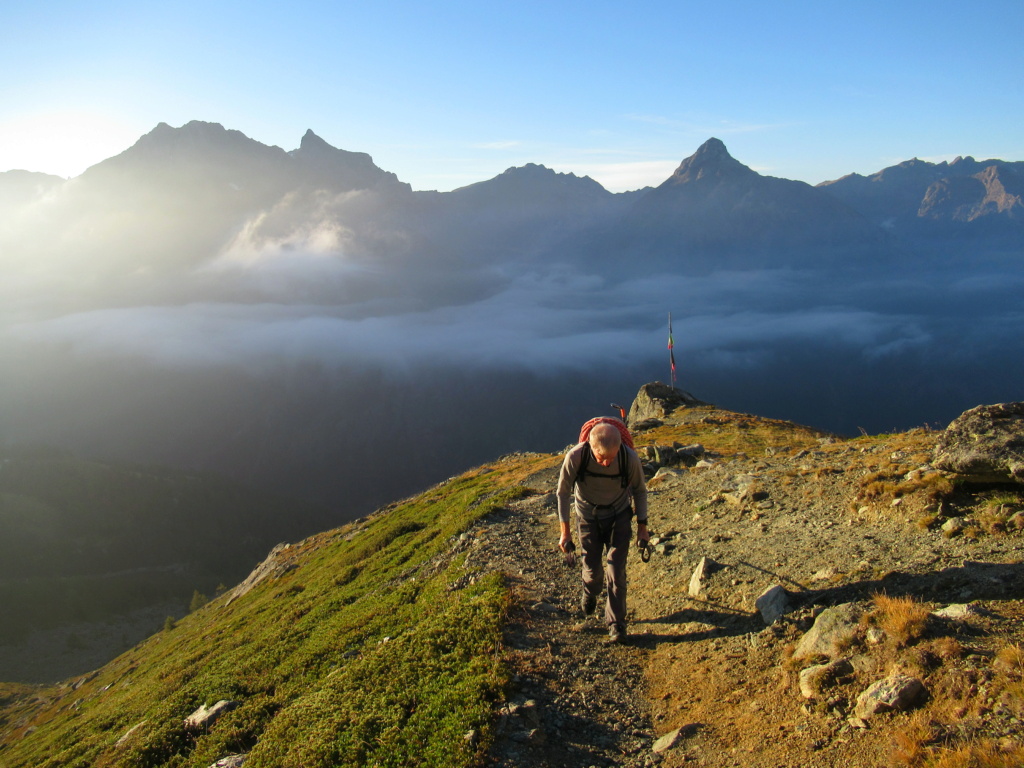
top-left (2, 395), bottom-right (1023, 767)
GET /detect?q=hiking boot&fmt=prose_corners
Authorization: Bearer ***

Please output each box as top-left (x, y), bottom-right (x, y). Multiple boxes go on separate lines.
top-left (607, 624), bottom-right (626, 644)
top-left (581, 591), bottom-right (597, 616)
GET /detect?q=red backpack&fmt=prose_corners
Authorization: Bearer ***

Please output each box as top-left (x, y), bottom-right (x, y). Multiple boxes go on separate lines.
top-left (578, 417), bottom-right (634, 449)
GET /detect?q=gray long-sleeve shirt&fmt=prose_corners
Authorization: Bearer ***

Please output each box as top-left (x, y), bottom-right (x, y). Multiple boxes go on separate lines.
top-left (556, 442), bottom-right (648, 524)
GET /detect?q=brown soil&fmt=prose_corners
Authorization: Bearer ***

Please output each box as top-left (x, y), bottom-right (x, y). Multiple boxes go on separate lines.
top-left (479, 407), bottom-right (1024, 767)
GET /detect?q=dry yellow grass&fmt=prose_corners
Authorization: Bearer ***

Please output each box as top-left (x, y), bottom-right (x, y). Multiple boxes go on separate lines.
top-left (926, 742), bottom-right (1024, 768)
top-left (871, 593), bottom-right (931, 646)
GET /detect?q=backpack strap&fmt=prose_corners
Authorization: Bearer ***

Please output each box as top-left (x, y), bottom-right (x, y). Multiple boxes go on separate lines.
top-left (574, 443), bottom-right (630, 490)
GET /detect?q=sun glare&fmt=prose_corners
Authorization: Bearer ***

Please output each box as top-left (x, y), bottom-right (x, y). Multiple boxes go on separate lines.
top-left (0, 112), bottom-right (142, 178)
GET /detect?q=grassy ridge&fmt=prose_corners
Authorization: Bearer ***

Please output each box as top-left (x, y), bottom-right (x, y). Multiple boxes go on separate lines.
top-left (0, 461), bottom-right (548, 768)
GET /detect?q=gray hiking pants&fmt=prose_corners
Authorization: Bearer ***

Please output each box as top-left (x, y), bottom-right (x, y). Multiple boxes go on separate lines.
top-left (577, 508), bottom-right (632, 630)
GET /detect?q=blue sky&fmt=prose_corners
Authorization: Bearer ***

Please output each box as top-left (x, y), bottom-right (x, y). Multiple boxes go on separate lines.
top-left (2, 0), bottom-right (1022, 192)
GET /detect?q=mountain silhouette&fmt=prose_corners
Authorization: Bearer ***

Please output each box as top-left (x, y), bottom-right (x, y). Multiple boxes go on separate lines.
top-left (819, 154), bottom-right (1024, 241)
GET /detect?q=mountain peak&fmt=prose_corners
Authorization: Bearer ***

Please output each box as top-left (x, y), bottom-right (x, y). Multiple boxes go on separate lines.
top-left (289, 131), bottom-right (409, 192)
top-left (299, 129), bottom-right (332, 152)
top-left (662, 137), bottom-right (754, 186)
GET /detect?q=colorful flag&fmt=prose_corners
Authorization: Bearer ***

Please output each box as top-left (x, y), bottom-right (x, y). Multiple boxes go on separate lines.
top-left (668, 313), bottom-right (677, 387)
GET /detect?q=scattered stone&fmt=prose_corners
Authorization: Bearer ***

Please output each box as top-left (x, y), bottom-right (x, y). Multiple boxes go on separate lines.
top-left (854, 675), bottom-right (925, 720)
top-left (811, 567), bottom-right (840, 582)
top-left (755, 585), bottom-right (791, 625)
top-left (933, 402), bottom-right (1024, 484)
top-left (207, 756), bottom-right (247, 768)
top-left (941, 518), bottom-right (964, 537)
top-left (688, 557), bottom-right (719, 597)
top-left (720, 491), bottom-right (744, 507)
top-left (932, 603), bottom-right (980, 621)
top-left (652, 724), bottom-right (698, 753)
top-left (792, 603), bottom-right (863, 661)
top-left (649, 468), bottom-right (686, 488)
top-left (799, 658), bottom-right (854, 699)
top-left (653, 446), bottom-right (679, 467)
top-left (677, 444), bottom-right (706, 459)
top-left (184, 700), bottom-right (239, 731)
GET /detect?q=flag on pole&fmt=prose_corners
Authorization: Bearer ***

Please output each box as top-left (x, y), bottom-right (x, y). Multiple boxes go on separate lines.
top-left (668, 312), bottom-right (677, 389)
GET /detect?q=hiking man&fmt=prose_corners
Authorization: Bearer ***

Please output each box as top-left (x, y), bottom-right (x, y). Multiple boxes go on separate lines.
top-left (557, 419), bottom-right (649, 643)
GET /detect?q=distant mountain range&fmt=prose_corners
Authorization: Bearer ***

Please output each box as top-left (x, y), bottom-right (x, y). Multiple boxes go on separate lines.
top-left (820, 154), bottom-right (1023, 240)
top-left (3, 121), bottom-right (1020, 297)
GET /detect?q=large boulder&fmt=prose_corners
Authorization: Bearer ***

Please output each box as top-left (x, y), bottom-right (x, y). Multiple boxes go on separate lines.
top-left (627, 382), bottom-right (709, 426)
top-left (933, 402), bottom-right (1024, 484)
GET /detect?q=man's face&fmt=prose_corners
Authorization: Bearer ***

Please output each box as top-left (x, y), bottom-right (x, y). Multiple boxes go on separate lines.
top-left (591, 444), bottom-right (619, 467)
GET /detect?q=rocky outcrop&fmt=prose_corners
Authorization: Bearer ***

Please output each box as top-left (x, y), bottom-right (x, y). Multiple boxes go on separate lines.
top-left (184, 700), bottom-right (239, 731)
top-left (933, 402), bottom-right (1024, 484)
top-left (918, 165), bottom-right (1023, 222)
top-left (627, 382), bottom-right (709, 426)
top-left (224, 543), bottom-right (298, 604)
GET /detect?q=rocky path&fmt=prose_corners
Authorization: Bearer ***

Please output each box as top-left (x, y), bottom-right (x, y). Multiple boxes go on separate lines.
top-left (475, 422), bottom-right (1024, 767)
top-left (476, 493), bottom-right (658, 768)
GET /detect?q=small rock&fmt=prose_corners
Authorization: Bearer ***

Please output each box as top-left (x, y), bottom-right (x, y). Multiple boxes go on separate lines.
top-left (855, 675), bottom-right (925, 720)
top-left (799, 658), bottom-right (854, 699)
top-left (184, 700), bottom-right (238, 731)
top-left (207, 756), bottom-right (247, 768)
top-left (688, 557), bottom-right (719, 597)
top-left (755, 585), bottom-right (790, 625)
top-left (793, 603), bottom-right (863, 661)
top-left (941, 518), bottom-right (964, 537)
top-left (932, 603), bottom-right (980, 621)
top-left (811, 567), bottom-right (840, 582)
top-left (652, 724), bottom-right (697, 753)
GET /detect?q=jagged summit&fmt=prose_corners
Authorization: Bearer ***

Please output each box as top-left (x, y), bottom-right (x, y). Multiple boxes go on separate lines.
top-left (298, 128), bottom-right (334, 152)
top-left (450, 161), bottom-right (610, 206)
top-left (818, 152), bottom-right (1024, 227)
top-left (88, 120), bottom-right (289, 179)
top-left (288, 128), bottom-right (407, 192)
top-left (661, 137), bottom-right (755, 187)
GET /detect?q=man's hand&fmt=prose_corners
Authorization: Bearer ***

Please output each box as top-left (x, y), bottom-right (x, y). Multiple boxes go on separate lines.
top-left (636, 523), bottom-right (650, 547)
top-left (558, 521), bottom-right (572, 552)
top-left (636, 522), bottom-right (651, 562)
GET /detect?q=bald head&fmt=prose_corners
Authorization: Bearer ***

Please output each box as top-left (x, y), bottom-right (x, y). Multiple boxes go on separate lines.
top-left (588, 423), bottom-right (622, 466)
